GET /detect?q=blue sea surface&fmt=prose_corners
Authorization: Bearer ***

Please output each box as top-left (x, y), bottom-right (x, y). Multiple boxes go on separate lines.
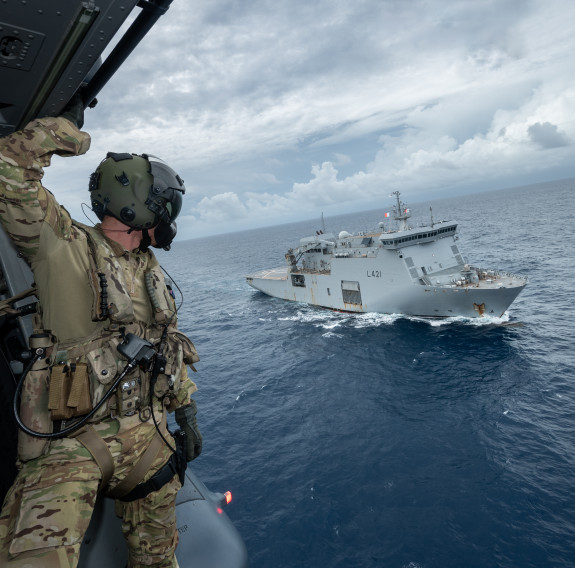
top-left (159, 179), bottom-right (575, 568)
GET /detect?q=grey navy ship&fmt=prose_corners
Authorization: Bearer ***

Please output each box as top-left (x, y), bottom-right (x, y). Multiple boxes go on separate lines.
top-left (246, 192), bottom-right (527, 318)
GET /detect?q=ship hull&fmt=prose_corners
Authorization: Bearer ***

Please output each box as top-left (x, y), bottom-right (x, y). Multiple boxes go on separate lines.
top-left (246, 260), bottom-right (526, 318)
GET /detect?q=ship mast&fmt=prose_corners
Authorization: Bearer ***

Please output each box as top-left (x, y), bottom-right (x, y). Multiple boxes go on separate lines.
top-left (391, 191), bottom-right (411, 231)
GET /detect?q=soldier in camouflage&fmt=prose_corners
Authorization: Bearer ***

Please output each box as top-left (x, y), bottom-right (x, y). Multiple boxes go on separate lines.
top-left (0, 100), bottom-right (202, 567)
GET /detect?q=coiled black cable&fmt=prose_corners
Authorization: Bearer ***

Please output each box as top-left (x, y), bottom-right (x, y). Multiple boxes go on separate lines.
top-left (13, 348), bottom-right (140, 439)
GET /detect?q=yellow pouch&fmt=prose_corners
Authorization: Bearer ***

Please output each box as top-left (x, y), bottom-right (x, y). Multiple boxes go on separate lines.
top-left (48, 363), bottom-right (92, 420)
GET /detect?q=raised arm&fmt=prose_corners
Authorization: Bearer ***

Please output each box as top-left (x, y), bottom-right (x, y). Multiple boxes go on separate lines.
top-left (0, 117), bottom-right (91, 261)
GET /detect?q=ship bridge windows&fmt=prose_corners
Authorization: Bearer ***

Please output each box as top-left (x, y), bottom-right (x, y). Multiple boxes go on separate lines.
top-left (291, 274), bottom-right (306, 287)
top-left (379, 225), bottom-right (456, 248)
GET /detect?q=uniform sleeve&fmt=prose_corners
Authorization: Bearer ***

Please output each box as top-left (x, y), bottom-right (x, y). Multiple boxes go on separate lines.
top-left (172, 373), bottom-right (198, 411)
top-left (164, 370), bottom-right (198, 413)
top-left (0, 117), bottom-right (91, 261)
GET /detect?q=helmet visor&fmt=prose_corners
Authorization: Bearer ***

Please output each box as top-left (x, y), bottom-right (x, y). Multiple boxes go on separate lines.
top-left (148, 156), bottom-right (185, 222)
top-left (164, 189), bottom-right (182, 221)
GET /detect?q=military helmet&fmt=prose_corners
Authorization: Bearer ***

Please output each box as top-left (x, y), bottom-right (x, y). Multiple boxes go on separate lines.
top-left (89, 152), bottom-right (185, 229)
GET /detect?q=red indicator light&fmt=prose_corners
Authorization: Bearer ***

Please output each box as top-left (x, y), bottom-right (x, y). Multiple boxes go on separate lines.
top-left (217, 507), bottom-right (223, 514)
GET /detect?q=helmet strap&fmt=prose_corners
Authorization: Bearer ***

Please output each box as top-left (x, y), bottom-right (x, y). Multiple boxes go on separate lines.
top-left (139, 229), bottom-right (152, 252)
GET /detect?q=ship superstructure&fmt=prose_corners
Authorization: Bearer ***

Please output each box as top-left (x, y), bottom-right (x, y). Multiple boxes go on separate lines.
top-left (246, 192), bottom-right (527, 318)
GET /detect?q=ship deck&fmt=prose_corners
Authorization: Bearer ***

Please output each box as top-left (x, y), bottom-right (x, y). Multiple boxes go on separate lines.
top-left (467, 274), bottom-right (527, 290)
top-left (246, 267), bottom-right (288, 280)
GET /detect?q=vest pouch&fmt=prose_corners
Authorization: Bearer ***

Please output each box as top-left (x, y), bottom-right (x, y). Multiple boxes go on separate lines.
top-left (17, 334), bottom-right (54, 461)
top-left (153, 339), bottom-right (180, 399)
top-left (48, 364), bottom-right (92, 421)
top-left (145, 267), bottom-right (178, 325)
top-left (18, 367), bottom-right (52, 461)
top-left (117, 369), bottom-right (144, 416)
top-left (85, 337), bottom-right (122, 420)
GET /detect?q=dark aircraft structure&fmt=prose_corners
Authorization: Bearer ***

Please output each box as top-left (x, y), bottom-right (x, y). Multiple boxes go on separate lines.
top-left (0, 2), bottom-right (248, 566)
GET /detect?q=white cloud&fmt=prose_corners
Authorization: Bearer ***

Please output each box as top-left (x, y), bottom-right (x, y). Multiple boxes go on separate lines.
top-left (195, 192), bottom-right (248, 223)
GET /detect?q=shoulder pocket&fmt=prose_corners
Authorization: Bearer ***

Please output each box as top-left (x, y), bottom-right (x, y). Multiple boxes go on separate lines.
top-left (171, 330), bottom-right (199, 369)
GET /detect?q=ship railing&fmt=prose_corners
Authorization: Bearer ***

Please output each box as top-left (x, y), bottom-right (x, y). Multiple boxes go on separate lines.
top-left (470, 266), bottom-right (528, 283)
top-left (299, 268), bottom-right (332, 275)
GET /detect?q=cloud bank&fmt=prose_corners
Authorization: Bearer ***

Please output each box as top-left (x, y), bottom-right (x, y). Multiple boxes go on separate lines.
top-left (43, 0), bottom-right (575, 237)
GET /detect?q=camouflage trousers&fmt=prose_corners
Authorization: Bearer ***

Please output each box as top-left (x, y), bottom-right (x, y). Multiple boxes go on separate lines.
top-left (0, 414), bottom-right (181, 567)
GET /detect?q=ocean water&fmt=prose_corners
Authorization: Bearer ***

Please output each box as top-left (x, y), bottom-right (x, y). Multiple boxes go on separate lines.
top-left (159, 179), bottom-right (575, 568)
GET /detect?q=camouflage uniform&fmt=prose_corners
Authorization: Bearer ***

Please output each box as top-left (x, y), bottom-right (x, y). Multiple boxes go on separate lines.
top-left (0, 117), bottom-right (198, 567)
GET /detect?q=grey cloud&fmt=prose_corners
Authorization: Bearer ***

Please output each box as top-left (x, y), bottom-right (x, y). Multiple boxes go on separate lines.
top-left (91, 0), bottom-right (538, 134)
top-left (527, 122), bottom-right (571, 149)
top-left (114, 0), bottom-right (525, 108)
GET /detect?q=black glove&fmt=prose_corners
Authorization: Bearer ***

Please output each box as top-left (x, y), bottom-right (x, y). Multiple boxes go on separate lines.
top-left (60, 92), bottom-right (85, 129)
top-left (175, 399), bottom-right (202, 461)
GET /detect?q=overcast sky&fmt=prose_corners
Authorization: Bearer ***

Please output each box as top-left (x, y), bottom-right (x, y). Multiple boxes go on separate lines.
top-left (45, 0), bottom-right (575, 239)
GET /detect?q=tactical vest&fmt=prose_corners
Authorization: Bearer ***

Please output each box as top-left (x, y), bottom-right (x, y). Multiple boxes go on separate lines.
top-left (77, 221), bottom-right (176, 327)
top-left (47, 223), bottom-right (198, 425)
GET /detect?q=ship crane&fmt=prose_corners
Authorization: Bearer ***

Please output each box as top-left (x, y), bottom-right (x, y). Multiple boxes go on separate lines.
top-left (291, 238), bottom-right (335, 265)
